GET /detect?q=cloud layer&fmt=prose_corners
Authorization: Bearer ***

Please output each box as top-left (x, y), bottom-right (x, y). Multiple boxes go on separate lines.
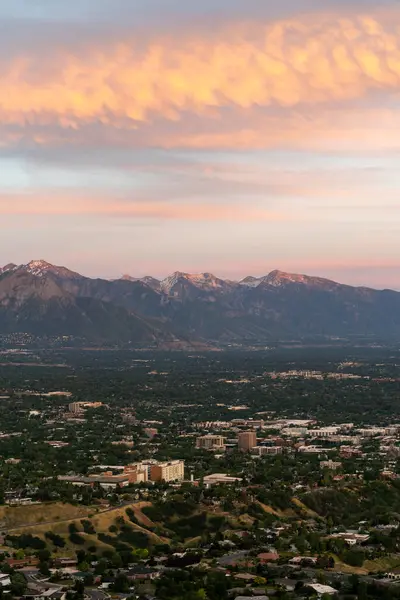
top-left (0, 2), bottom-right (400, 285)
top-left (1, 11), bottom-right (400, 132)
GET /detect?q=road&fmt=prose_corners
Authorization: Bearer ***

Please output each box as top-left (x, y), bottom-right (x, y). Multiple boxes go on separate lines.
top-left (86, 589), bottom-right (109, 600)
top-left (23, 571), bottom-right (109, 600)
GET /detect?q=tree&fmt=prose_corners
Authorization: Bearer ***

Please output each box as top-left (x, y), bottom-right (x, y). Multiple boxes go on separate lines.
top-left (84, 573), bottom-right (94, 586)
top-left (74, 579), bottom-right (85, 600)
top-left (344, 549), bottom-right (365, 568)
top-left (10, 572), bottom-right (27, 596)
top-left (78, 561), bottom-right (90, 573)
top-left (94, 559), bottom-right (108, 575)
top-left (111, 552), bottom-right (123, 568)
top-left (76, 550), bottom-right (87, 564)
top-left (205, 571), bottom-right (230, 600)
top-left (39, 561), bottom-right (51, 577)
top-left (112, 573), bottom-right (130, 593)
top-left (37, 549), bottom-right (51, 563)
top-left (349, 573), bottom-right (360, 593)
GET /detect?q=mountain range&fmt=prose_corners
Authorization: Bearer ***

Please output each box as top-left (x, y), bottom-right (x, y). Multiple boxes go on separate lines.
top-left (1, 260), bottom-right (400, 346)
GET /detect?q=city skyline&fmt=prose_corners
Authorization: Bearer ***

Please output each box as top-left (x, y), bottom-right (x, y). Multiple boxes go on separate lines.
top-left (1, 0), bottom-right (399, 288)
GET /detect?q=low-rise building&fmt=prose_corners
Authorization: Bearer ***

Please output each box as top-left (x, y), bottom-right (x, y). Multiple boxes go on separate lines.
top-left (357, 427), bottom-right (386, 437)
top-left (203, 473), bottom-right (242, 487)
top-left (306, 583), bottom-right (338, 597)
top-left (7, 557), bottom-right (39, 568)
top-left (310, 426), bottom-right (340, 438)
top-left (330, 532), bottom-right (369, 545)
top-left (257, 446), bottom-right (283, 456)
top-left (297, 445), bottom-right (331, 454)
top-left (125, 566), bottom-right (160, 581)
top-left (0, 573), bottom-right (11, 589)
top-left (54, 558), bottom-right (78, 568)
top-left (320, 460), bottom-right (342, 470)
top-left (385, 567), bottom-right (400, 580)
top-left (257, 552), bottom-right (279, 563)
top-left (58, 474), bottom-right (130, 489)
top-left (123, 463), bottom-right (148, 483)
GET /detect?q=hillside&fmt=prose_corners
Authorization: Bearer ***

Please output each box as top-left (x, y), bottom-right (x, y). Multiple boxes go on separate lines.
top-left (2, 501), bottom-right (169, 556)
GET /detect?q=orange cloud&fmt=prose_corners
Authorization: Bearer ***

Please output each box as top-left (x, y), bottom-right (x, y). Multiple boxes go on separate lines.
top-left (0, 11), bottom-right (399, 132)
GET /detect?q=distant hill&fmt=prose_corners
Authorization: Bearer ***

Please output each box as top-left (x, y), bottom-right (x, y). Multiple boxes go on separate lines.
top-left (1, 259), bottom-right (400, 344)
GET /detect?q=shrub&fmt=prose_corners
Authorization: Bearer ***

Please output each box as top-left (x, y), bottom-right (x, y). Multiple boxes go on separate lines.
top-left (69, 533), bottom-right (85, 545)
top-left (44, 532), bottom-right (65, 548)
top-left (6, 534), bottom-right (46, 550)
top-left (80, 519), bottom-right (96, 535)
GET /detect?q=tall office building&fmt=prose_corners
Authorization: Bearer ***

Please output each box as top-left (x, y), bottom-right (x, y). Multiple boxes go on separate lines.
top-left (238, 431), bottom-right (257, 451)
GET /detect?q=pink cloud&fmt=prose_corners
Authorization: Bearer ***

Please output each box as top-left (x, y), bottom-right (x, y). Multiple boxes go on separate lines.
top-left (0, 193), bottom-right (288, 222)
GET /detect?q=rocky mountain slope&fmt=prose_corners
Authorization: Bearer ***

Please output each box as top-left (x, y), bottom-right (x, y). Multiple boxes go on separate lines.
top-left (1, 260), bottom-right (400, 344)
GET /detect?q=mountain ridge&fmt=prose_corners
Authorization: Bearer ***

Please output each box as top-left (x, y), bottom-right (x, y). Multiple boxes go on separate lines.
top-left (1, 260), bottom-right (399, 345)
top-left (1, 260), bottom-right (389, 292)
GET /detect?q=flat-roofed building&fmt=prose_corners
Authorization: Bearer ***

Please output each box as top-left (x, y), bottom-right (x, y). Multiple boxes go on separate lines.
top-left (320, 460), bottom-right (342, 470)
top-left (150, 460), bottom-right (184, 482)
top-left (257, 446), bottom-right (283, 456)
top-left (203, 473), bottom-right (242, 487)
top-left (196, 434), bottom-right (225, 450)
top-left (58, 474), bottom-right (130, 489)
top-left (124, 463), bottom-right (148, 483)
top-left (68, 401), bottom-right (103, 414)
top-left (310, 426), bottom-right (340, 438)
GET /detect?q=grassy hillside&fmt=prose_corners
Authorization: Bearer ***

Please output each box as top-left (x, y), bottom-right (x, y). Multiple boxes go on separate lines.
top-left (0, 503), bottom-right (93, 530)
top-left (2, 502), bottom-right (168, 556)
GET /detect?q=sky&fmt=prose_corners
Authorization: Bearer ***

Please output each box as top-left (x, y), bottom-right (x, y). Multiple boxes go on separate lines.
top-left (1, 0), bottom-right (400, 287)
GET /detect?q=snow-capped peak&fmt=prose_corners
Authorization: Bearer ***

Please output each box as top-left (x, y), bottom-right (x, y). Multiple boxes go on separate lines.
top-left (240, 270), bottom-right (329, 288)
top-left (239, 276), bottom-right (261, 288)
top-left (22, 260), bottom-right (82, 279)
top-left (262, 270), bottom-right (338, 289)
top-left (160, 272), bottom-right (187, 293)
top-left (119, 275), bottom-right (161, 291)
top-left (25, 260), bottom-right (54, 276)
top-left (184, 272), bottom-right (222, 286)
top-left (263, 270), bottom-right (307, 287)
top-left (140, 276), bottom-right (161, 291)
top-left (161, 271), bottom-right (226, 294)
